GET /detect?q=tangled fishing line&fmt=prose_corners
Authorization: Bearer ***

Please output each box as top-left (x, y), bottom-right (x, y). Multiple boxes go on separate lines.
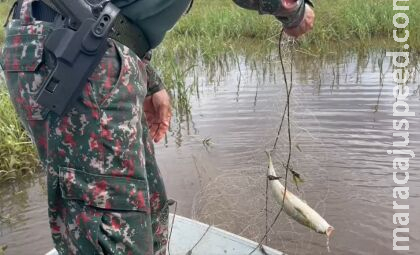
top-left (248, 28), bottom-right (296, 255)
top-left (166, 28), bottom-right (306, 255)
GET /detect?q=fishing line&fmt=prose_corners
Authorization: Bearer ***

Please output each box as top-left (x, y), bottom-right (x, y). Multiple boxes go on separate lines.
top-left (273, 31), bottom-right (293, 151)
top-left (167, 27), bottom-right (295, 255)
top-left (249, 27), bottom-right (294, 255)
top-left (166, 182), bottom-right (211, 255)
top-left (264, 29), bottom-right (290, 246)
top-left (264, 171), bottom-right (269, 246)
top-left (167, 199), bottom-right (177, 255)
top-left (186, 225), bottom-right (212, 255)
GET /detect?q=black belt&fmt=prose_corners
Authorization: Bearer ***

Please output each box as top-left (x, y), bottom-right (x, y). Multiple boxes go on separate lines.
top-left (13, 0), bottom-right (57, 22)
top-left (12, 0), bottom-right (150, 58)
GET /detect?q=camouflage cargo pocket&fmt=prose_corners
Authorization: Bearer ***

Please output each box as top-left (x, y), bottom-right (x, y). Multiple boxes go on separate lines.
top-left (58, 166), bottom-right (153, 254)
top-left (58, 166), bottom-right (150, 212)
top-left (0, 21), bottom-right (53, 120)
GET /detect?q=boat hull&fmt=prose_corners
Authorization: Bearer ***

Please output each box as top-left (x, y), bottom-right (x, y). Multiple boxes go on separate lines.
top-left (46, 214), bottom-right (284, 255)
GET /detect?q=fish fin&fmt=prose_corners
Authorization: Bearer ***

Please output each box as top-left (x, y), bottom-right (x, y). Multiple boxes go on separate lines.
top-left (295, 207), bottom-right (305, 216)
top-left (293, 174), bottom-right (304, 186)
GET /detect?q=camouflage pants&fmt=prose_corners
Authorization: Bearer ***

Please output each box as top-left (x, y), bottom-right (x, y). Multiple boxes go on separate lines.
top-left (0, 0), bottom-right (168, 254)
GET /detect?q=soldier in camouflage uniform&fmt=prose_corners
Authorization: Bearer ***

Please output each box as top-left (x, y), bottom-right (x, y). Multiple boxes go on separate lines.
top-left (0, 0), bottom-right (314, 254)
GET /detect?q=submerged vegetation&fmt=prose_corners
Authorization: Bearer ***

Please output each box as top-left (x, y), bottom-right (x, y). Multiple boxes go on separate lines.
top-left (154, 0), bottom-right (420, 112)
top-left (0, 0), bottom-right (419, 181)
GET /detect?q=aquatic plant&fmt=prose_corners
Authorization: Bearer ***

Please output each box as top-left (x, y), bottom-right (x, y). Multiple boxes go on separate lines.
top-left (153, 0), bottom-right (420, 111)
top-left (0, 86), bottom-right (39, 183)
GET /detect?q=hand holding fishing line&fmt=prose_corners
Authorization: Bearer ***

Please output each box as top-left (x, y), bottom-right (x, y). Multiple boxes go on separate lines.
top-left (284, 3), bottom-right (315, 38)
top-left (144, 89), bottom-right (172, 143)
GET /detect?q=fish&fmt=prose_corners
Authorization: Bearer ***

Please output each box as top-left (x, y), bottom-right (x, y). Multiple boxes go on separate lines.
top-left (266, 152), bottom-right (334, 237)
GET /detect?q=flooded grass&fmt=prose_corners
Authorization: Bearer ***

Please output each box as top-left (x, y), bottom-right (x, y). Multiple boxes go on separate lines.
top-left (0, 87), bottom-right (39, 183)
top-left (157, 0), bottom-right (420, 57)
top-left (153, 0), bottom-right (420, 112)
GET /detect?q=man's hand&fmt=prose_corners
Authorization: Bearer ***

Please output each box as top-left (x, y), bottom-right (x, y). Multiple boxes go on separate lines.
top-left (144, 90), bottom-right (172, 143)
top-left (284, 4), bottom-right (315, 38)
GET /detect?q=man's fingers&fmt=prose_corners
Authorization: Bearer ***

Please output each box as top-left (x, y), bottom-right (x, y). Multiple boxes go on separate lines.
top-left (149, 104), bottom-right (171, 143)
top-left (157, 103), bottom-right (171, 125)
top-left (147, 107), bottom-right (170, 143)
top-left (146, 115), bottom-right (154, 127)
top-left (149, 123), bottom-right (160, 138)
top-left (154, 133), bottom-right (165, 143)
top-left (153, 122), bottom-right (169, 143)
top-left (154, 131), bottom-right (164, 143)
top-left (284, 5), bottom-right (315, 38)
top-left (146, 89), bottom-right (172, 143)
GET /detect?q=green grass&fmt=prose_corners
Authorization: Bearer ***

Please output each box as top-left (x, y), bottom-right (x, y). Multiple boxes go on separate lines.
top-left (0, 1), bottom-right (40, 183)
top-left (155, 0), bottom-right (420, 58)
top-left (0, 86), bottom-right (39, 183)
top-left (303, 0), bottom-right (420, 50)
top-left (0, 0), bottom-right (15, 43)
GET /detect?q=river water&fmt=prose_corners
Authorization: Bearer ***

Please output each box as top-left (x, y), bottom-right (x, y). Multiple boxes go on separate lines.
top-left (0, 50), bottom-right (419, 255)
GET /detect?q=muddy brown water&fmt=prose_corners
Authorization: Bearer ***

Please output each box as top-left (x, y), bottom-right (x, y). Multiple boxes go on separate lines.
top-left (1, 50), bottom-right (419, 255)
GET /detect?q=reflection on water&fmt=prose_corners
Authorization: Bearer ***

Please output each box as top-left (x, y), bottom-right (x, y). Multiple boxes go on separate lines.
top-left (1, 50), bottom-right (419, 255)
top-left (0, 175), bottom-right (52, 254)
